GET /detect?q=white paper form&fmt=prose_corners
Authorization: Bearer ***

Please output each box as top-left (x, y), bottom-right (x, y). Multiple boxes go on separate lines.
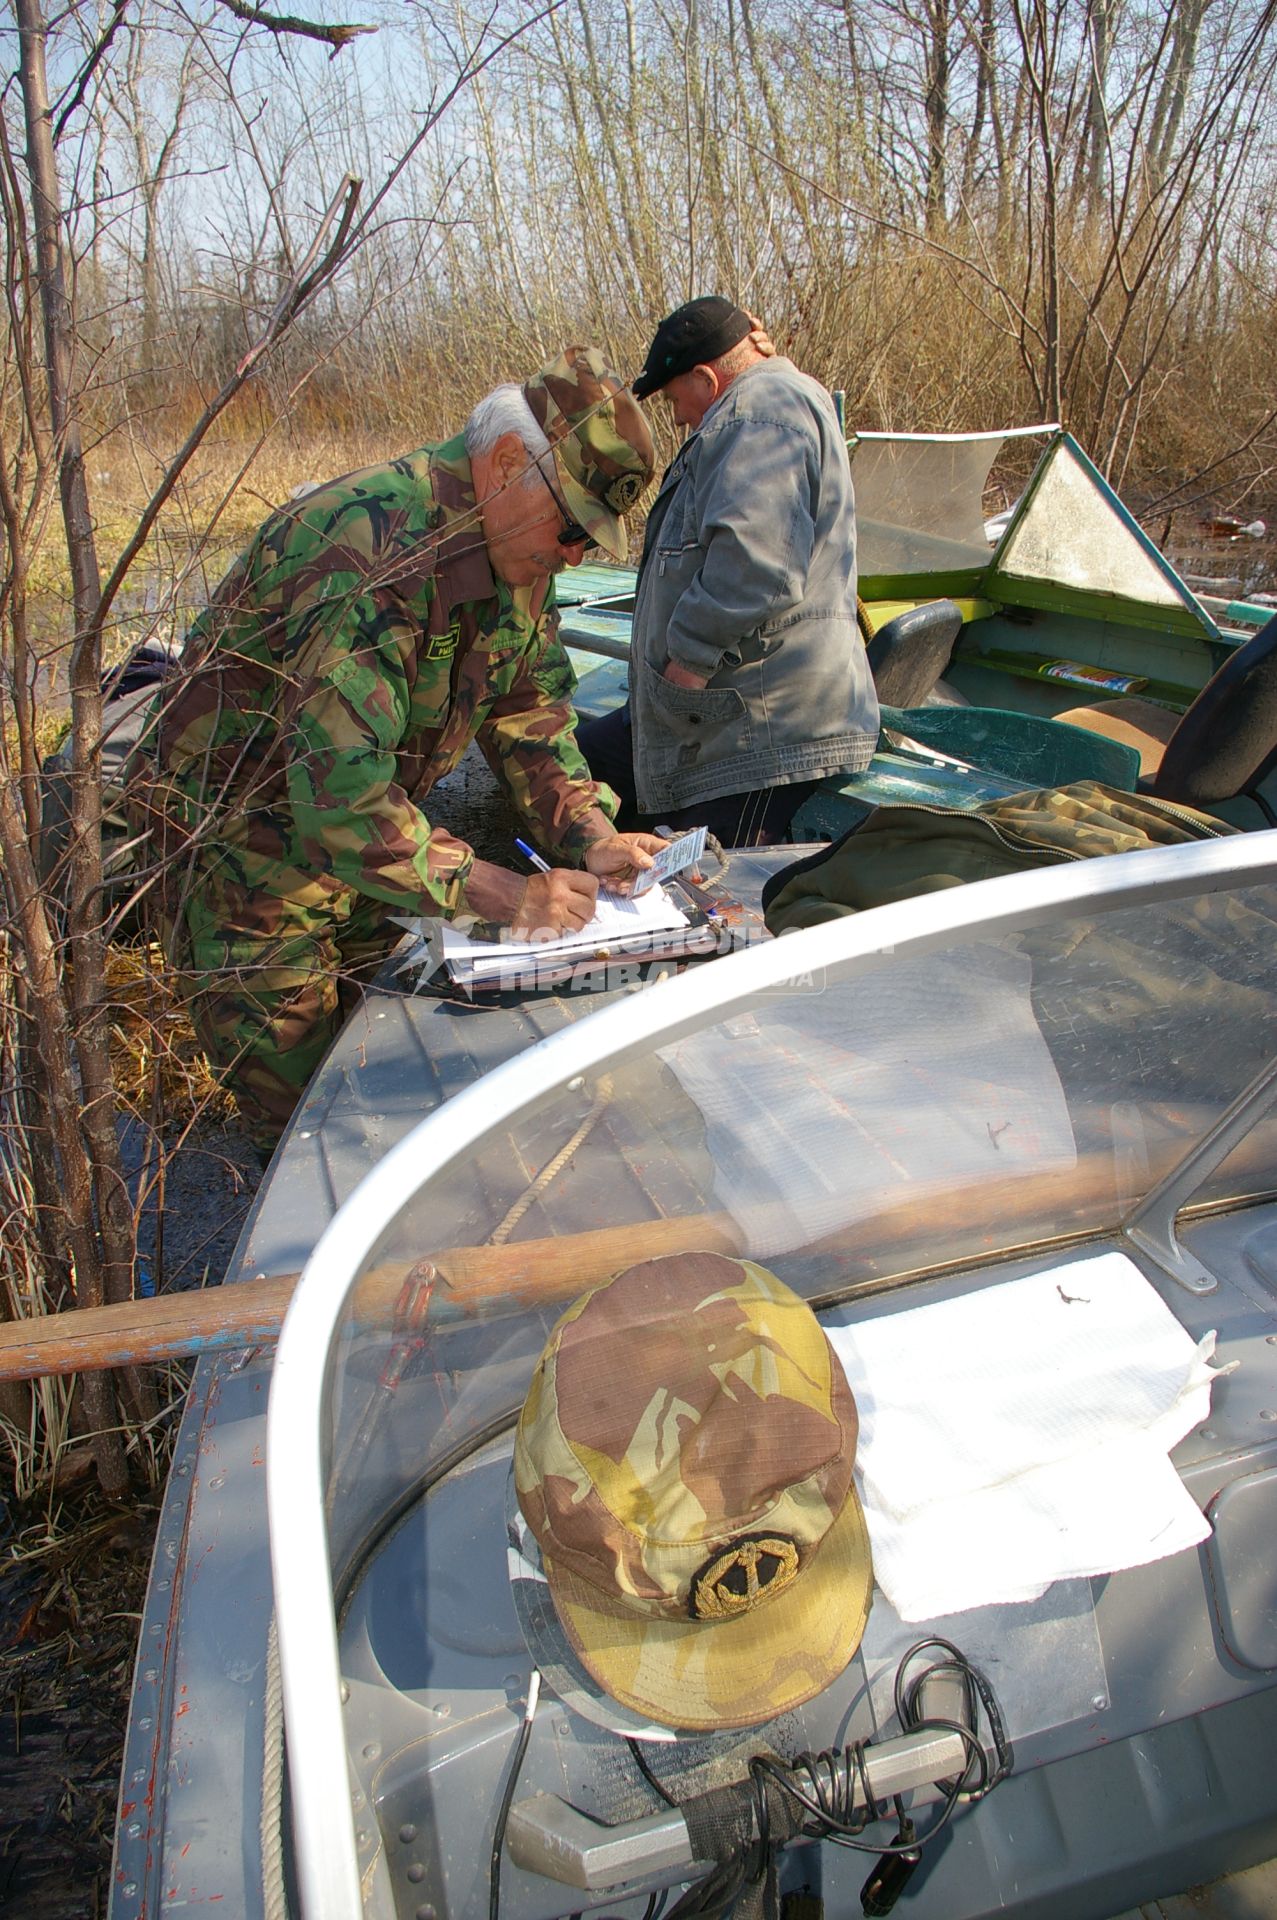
top-left (438, 881), bottom-right (689, 979)
top-left (632, 826), bottom-right (708, 896)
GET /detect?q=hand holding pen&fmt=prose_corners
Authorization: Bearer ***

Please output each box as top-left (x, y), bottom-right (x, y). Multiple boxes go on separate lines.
top-left (511, 837), bottom-right (599, 939)
top-left (514, 837), bottom-right (551, 874)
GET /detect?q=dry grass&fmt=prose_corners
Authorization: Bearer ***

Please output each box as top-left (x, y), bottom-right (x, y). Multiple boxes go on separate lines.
top-left (23, 414), bottom-right (394, 628)
top-left (11, 412), bottom-right (398, 726)
top-left (104, 942), bottom-right (233, 1124)
top-left (0, 939), bottom-right (231, 1505)
top-left (57, 310), bottom-right (1277, 591)
top-left (87, 422), bottom-right (393, 556)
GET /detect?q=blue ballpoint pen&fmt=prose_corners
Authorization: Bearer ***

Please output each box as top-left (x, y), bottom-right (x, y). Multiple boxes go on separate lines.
top-left (514, 837), bottom-right (551, 873)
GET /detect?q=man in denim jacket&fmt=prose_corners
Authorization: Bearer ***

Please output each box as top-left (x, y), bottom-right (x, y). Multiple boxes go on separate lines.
top-left (577, 298), bottom-right (879, 844)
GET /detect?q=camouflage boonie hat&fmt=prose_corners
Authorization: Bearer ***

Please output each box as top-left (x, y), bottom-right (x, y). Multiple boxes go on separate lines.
top-left (523, 346), bottom-right (655, 562)
top-left (513, 1251), bottom-right (872, 1731)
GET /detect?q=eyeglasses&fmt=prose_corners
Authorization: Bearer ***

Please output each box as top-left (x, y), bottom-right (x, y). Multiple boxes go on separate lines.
top-left (537, 462), bottom-right (596, 551)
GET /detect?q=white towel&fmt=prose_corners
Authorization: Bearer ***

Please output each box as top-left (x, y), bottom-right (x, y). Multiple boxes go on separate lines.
top-left (828, 1252), bottom-right (1224, 1622)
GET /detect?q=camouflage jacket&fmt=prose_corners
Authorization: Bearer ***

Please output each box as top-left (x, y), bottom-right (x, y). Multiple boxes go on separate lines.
top-left (149, 435), bottom-right (615, 920)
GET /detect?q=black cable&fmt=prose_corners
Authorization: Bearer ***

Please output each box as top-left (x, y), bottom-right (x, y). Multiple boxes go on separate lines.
top-left (895, 1636), bottom-right (1014, 1795)
top-left (749, 1746), bottom-right (894, 1856)
top-left (489, 1670), bottom-right (541, 1920)
top-left (627, 1736), bottom-right (681, 1806)
top-left (747, 1635), bottom-right (1013, 1861)
top-left (748, 1759), bottom-right (774, 1902)
top-left (625, 1638), bottom-right (1014, 1920)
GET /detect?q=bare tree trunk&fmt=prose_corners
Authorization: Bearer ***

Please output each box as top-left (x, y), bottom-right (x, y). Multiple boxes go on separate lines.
top-left (1010, 0), bottom-right (1063, 420)
top-left (1080, 0), bottom-right (1115, 218)
top-left (15, 0), bottom-right (145, 1490)
top-left (0, 779), bottom-right (127, 1492)
top-left (922, 0), bottom-right (951, 233)
top-left (738, 0), bottom-right (818, 275)
top-left (839, 0), bottom-right (864, 96)
top-left (0, 421), bottom-right (75, 1305)
top-left (116, 22), bottom-right (193, 379)
top-left (1002, 49), bottom-right (1034, 239)
top-left (961, 0), bottom-right (999, 208)
top-left (1150, 0), bottom-right (1212, 189)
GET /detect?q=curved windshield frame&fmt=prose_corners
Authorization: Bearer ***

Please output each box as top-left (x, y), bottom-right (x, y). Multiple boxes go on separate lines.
top-left (267, 832), bottom-right (1277, 1919)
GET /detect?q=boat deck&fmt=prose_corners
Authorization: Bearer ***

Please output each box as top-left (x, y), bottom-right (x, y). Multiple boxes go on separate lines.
top-left (113, 842), bottom-right (1277, 1920)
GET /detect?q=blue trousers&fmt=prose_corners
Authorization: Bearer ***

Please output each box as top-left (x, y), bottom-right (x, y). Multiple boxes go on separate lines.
top-left (576, 706), bottom-right (819, 845)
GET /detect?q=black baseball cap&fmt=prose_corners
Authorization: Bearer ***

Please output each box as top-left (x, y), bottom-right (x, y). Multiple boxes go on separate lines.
top-left (632, 297), bottom-right (754, 400)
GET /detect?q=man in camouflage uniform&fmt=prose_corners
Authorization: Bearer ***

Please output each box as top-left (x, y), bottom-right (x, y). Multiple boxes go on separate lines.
top-left (140, 347), bottom-right (662, 1153)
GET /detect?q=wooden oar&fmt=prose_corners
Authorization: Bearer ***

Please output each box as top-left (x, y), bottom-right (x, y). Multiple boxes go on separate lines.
top-left (0, 1212), bottom-right (742, 1383)
top-left (1, 1109), bottom-right (1263, 1385)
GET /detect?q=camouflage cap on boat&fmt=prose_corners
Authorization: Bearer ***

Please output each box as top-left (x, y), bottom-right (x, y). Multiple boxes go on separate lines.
top-left (523, 346), bottom-right (655, 562)
top-left (513, 1251), bottom-right (872, 1731)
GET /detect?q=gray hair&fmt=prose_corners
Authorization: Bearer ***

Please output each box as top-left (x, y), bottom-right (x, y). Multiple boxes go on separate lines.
top-left (464, 383), bottom-right (553, 490)
top-left (709, 337), bottom-right (759, 383)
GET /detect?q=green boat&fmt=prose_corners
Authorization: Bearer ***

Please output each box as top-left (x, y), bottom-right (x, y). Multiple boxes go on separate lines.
top-left (558, 426), bottom-right (1277, 833)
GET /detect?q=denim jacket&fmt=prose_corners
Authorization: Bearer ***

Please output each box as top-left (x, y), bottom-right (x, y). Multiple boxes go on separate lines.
top-left (629, 358), bottom-right (878, 811)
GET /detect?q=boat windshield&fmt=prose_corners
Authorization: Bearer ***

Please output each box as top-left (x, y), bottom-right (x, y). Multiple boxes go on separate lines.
top-left (985, 433), bottom-right (1220, 641)
top-left (851, 429), bottom-right (1021, 580)
top-left (268, 836), bottom-right (1277, 1917)
top-left (852, 429), bottom-right (1217, 643)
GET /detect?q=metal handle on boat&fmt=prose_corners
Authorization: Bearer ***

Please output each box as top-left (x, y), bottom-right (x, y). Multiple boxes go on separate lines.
top-left (505, 1725), bottom-right (969, 1889)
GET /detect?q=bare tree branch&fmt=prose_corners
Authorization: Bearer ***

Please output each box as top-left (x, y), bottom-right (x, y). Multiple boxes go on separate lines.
top-left (212, 0), bottom-right (377, 54)
top-left (52, 0), bottom-right (130, 143)
top-left (96, 170), bottom-right (362, 630)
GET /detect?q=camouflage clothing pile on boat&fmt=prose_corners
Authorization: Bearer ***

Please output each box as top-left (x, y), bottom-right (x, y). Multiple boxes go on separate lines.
top-left (760, 781), bottom-right (1235, 930)
top-left (135, 433), bottom-right (619, 1149)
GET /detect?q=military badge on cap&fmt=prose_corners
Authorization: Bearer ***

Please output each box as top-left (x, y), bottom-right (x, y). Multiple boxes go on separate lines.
top-left (523, 346), bottom-right (655, 562)
top-left (513, 1250), bottom-right (873, 1732)
top-left (603, 470), bottom-right (645, 515)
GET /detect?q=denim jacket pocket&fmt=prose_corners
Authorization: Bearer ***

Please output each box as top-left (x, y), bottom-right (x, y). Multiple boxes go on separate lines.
top-left (654, 538), bottom-right (700, 583)
top-left (644, 664), bottom-right (752, 751)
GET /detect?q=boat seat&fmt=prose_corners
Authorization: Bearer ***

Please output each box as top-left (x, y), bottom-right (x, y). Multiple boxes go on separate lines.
top-left (1052, 698), bottom-right (1178, 777)
top-left (879, 702), bottom-right (1141, 791)
top-left (867, 599), bottom-right (963, 708)
top-left (1057, 611), bottom-right (1277, 814)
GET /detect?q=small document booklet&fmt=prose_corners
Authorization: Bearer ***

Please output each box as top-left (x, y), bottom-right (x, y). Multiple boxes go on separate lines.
top-left (632, 825), bottom-right (708, 896)
top-left (396, 881), bottom-right (711, 990)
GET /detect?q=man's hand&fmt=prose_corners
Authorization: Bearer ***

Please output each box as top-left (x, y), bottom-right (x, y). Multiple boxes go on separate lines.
top-left (510, 866), bottom-right (600, 938)
top-left (584, 831), bottom-right (667, 894)
top-left (662, 659), bottom-right (710, 690)
top-left (747, 312), bottom-right (777, 357)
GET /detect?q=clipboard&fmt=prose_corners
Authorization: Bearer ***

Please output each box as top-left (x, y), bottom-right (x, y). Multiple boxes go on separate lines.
top-left (438, 897), bottom-right (722, 992)
top-left (394, 881), bottom-right (725, 997)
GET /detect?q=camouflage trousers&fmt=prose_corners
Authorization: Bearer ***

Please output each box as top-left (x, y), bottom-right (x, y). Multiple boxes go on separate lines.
top-left (170, 863), bottom-right (400, 1156)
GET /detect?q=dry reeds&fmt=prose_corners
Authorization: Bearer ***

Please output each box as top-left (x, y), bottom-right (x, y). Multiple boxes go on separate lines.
top-left (104, 942), bottom-right (232, 1123)
top-left (0, 931), bottom-right (231, 1508)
